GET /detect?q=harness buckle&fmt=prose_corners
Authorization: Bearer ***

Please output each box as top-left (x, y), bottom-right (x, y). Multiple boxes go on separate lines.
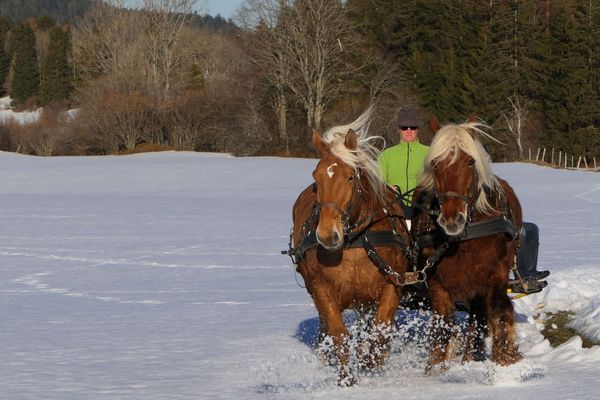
top-left (404, 271), bottom-right (420, 285)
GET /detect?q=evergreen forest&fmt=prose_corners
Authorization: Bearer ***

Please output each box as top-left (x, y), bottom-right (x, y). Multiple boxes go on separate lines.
top-left (0, 0), bottom-right (92, 23)
top-left (0, 0), bottom-right (598, 164)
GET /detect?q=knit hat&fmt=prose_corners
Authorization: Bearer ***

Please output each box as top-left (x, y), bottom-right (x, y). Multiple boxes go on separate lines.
top-left (397, 107), bottom-right (422, 128)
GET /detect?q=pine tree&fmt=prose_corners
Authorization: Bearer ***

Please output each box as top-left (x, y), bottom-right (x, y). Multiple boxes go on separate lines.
top-left (463, 1), bottom-right (503, 124)
top-left (542, 4), bottom-right (585, 152)
top-left (40, 26), bottom-right (73, 105)
top-left (0, 31), bottom-right (9, 95)
top-left (0, 16), bottom-right (12, 35)
top-left (9, 22), bottom-right (40, 106)
top-left (403, 0), bottom-right (457, 119)
top-left (0, 17), bottom-right (13, 94)
top-left (562, 1), bottom-right (600, 159)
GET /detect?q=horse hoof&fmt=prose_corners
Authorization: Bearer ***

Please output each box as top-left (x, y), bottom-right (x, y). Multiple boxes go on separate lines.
top-left (492, 350), bottom-right (522, 366)
top-left (359, 349), bottom-right (388, 371)
top-left (338, 374), bottom-right (357, 387)
top-left (425, 361), bottom-right (448, 375)
top-left (462, 351), bottom-right (486, 364)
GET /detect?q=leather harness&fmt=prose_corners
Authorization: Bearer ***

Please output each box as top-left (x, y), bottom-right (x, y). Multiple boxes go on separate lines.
top-left (284, 181), bottom-right (520, 288)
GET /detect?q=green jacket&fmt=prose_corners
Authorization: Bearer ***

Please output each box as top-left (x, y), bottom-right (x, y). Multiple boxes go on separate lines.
top-left (379, 140), bottom-right (430, 205)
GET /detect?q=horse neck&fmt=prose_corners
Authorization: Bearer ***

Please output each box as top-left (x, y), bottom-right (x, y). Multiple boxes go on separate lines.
top-left (350, 173), bottom-right (390, 228)
top-left (358, 172), bottom-right (379, 205)
top-left (472, 182), bottom-right (506, 220)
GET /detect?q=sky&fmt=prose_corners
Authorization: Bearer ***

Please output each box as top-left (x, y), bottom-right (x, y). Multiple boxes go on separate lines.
top-left (1, 146), bottom-right (599, 399)
top-left (203, 0), bottom-right (245, 19)
top-left (122, 0), bottom-right (245, 20)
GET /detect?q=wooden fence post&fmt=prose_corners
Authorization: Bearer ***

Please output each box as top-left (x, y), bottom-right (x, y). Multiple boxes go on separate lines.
top-left (577, 156), bottom-right (582, 169)
top-left (584, 157), bottom-right (588, 169)
top-left (541, 148), bottom-right (547, 163)
top-left (559, 151), bottom-right (562, 167)
top-left (551, 148), bottom-right (555, 165)
top-left (536, 148), bottom-right (540, 161)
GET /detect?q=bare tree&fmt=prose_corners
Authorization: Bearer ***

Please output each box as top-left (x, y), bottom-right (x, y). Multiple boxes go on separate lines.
top-left (169, 113), bottom-right (201, 150)
top-left (75, 0), bottom-right (203, 97)
top-left (241, 0), bottom-right (352, 134)
top-left (501, 95), bottom-right (531, 160)
top-left (279, 0), bottom-right (350, 131)
top-left (74, 0), bottom-right (144, 81)
top-left (141, 0), bottom-right (201, 99)
top-left (240, 0), bottom-right (292, 153)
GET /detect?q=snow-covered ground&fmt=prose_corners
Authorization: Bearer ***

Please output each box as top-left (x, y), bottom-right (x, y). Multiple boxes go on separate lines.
top-left (0, 96), bottom-right (42, 125)
top-left (1, 151), bottom-right (599, 399)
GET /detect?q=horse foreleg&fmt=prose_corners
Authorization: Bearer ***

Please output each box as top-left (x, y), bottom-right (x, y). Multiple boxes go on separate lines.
top-left (427, 281), bottom-right (454, 374)
top-left (487, 283), bottom-right (522, 366)
top-left (315, 316), bottom-right (338, 366)
top-left (353, 303), bottom-right (375, 369)
top-left (312, 289), bottom-right (356, 386)
top-left (366, 285), bottom-right (400, 369)
top-left (463, 295), bottom-right (488, 363)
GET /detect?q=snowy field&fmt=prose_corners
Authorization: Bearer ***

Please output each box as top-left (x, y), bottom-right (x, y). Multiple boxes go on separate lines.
top-left (1, 150), bottom-right (599, 400)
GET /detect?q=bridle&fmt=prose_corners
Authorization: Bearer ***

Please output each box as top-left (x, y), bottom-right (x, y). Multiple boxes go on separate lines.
top-left (314, 169), bottom-right (362, 235)
top-left (315, 167), bottom-right (405, 237)
top-left (432, 159), bottom-right (481, 225)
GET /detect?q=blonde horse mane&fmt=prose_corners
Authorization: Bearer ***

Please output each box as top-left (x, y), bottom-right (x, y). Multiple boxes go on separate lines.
top-left (321, 106), bottom-right (386, 200)
top-left (419, 122), bottom-right (501, 214)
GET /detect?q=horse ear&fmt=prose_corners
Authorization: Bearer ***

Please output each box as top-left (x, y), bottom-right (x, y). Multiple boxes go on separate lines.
top-left (311, 129), bottom-right (328, 156)
top-left (345, 129), bottom-right (357, 150)
top-left (467, 115), bottom-right (478, 138)
top-left (429, 116), bottom-right (441, 136)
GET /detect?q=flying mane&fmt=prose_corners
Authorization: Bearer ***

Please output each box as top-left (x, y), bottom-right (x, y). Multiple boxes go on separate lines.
top-left (419, 122), bottom-right (501, 214)
top-left (321, 106), bottom-right (386, 200)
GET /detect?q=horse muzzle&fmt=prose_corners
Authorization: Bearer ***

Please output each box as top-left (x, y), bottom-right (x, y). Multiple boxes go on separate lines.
top-left (316, 225), bottom-right (344, 250)
top-left (438, 211), bottom-right (467, 236)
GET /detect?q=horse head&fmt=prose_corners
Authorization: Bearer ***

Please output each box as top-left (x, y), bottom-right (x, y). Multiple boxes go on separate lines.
top-left (311, 128), bottom-right (359, 250)
top-left (432, 144), bottom-right (477, 236)
top-left (420, 121), bottom-right (499, 237)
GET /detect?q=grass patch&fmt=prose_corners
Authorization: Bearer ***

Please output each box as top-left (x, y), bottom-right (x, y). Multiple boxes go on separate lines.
top-left (541, 311), bottom-right (597, 348)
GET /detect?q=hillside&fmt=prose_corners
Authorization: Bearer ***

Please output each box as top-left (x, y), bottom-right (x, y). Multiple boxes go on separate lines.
top-left (0, 0), bottom-right (92, 23)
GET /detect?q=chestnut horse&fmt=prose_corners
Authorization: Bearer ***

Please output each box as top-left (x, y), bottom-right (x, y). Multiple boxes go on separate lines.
top-left (411, 122), bottom-right (523, 372)
top-left (288, 109), bottom-right (411, 385)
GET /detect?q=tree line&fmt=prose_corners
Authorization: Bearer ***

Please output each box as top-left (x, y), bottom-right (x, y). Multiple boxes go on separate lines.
top-left (0, 0), bottom-right (91, 23)
top-left (0, 16), bottom-right (73, 106)
top-left (0, 0), bottom-right (598, 161)
top-left (352, 0), bottom-right (600, 161)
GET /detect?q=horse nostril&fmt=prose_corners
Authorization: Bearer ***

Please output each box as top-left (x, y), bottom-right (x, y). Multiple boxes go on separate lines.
top-left (332, 230), bottom-right (340, 244)
top-left (438, 214), bottom-right (447, 225)
top-left (456, 213), bottom-right (466, 226)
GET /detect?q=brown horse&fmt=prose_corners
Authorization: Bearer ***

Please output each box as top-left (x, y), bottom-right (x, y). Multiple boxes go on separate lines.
top-left (411, 122), bottom-right (523, 372)
top-left (288, 109), bottom-right (411, 386)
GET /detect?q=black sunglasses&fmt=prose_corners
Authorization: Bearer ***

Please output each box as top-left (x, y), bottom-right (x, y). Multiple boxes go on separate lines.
top-left (400, 126), bottom-right (418, 131)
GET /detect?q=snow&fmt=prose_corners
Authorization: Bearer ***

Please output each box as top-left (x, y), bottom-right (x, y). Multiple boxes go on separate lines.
top-left (0, 96), bottom-right (78, 125)
top-left (0, 96), bottom-right (41, 125)
top-left (1, 151), bottom-right (599, 399)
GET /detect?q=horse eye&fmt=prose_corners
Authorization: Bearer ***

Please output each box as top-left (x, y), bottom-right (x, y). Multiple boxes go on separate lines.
top-left (348, 175), bottom-right (354, 182)
top-left (468, 158), bottom-right (475, 166)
